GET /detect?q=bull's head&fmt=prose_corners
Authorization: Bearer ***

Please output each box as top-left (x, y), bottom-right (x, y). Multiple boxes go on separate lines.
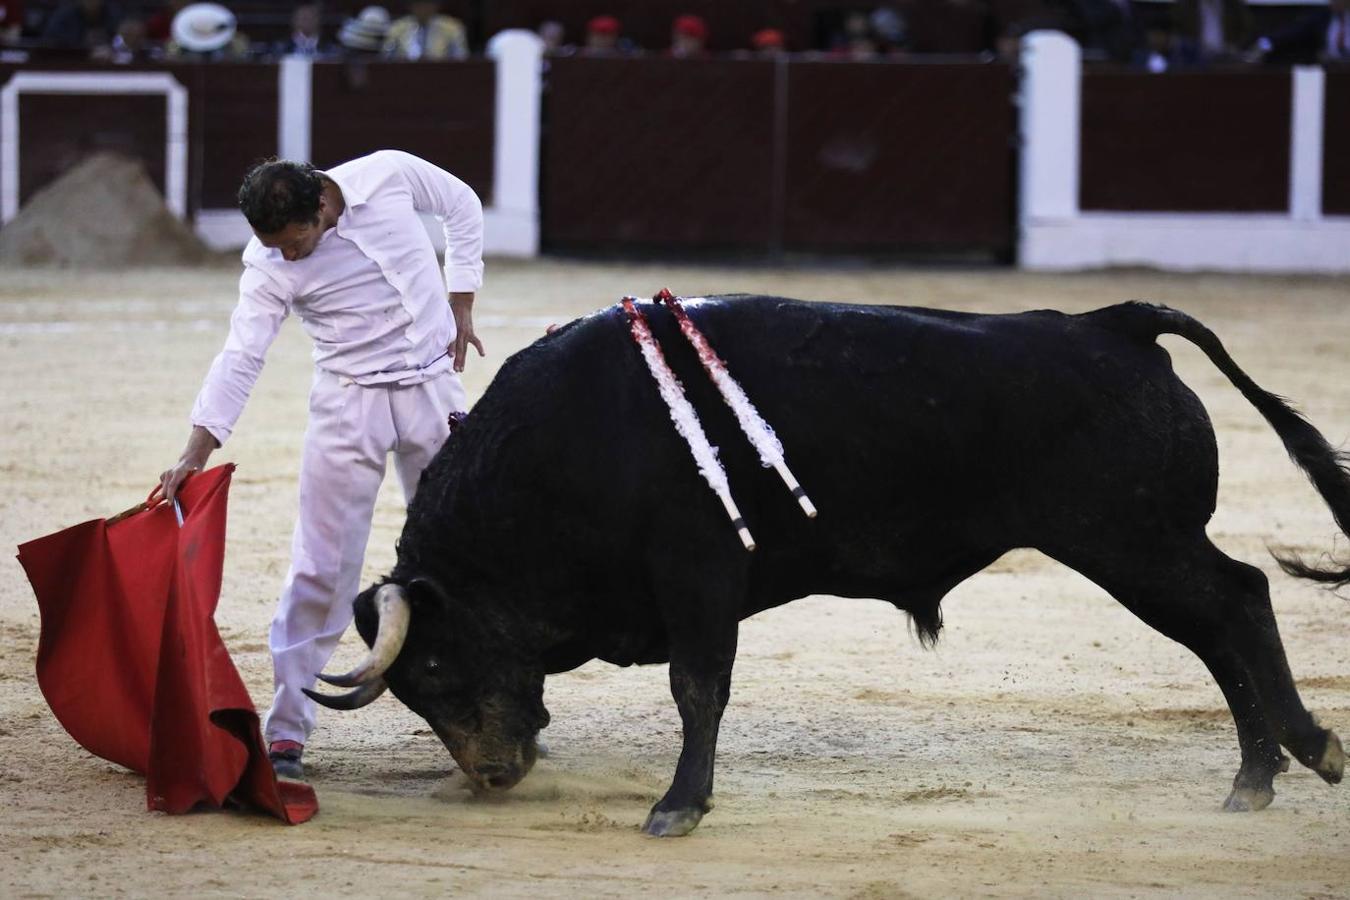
top-left (304, 578), bottom-right (549, 791)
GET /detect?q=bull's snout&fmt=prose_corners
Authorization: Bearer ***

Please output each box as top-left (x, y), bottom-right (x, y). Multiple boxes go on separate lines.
top-left (471, 761), bottom-right (526, 791)
top-left (463, 739), bottom-right (538, 792)
top-left (432, 719), bottom-right (539, 792)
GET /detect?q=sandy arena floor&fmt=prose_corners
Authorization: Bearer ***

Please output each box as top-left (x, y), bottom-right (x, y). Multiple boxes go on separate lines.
top-left (1, 260), bottom-right (1349, 898)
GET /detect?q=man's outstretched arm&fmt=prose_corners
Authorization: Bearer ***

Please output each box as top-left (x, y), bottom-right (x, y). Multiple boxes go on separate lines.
top-left (156, 265), bottom-right (289, 502)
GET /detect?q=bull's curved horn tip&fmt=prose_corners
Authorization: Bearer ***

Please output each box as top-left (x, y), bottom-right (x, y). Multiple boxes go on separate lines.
top-left (302, 678), bottom-right (389, 711)
top-left (316, 669), bottom-right (366, 688)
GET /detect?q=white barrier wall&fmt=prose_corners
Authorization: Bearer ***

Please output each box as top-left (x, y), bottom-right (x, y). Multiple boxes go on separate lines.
top-left (1, 71), bottom-right (189, 225)
top-left (1018, 31), bottom-right (1350, 273)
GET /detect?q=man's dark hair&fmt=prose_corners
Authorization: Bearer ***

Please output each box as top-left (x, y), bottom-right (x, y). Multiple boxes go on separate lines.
top-left (237, 159), bottom-right (324, 234)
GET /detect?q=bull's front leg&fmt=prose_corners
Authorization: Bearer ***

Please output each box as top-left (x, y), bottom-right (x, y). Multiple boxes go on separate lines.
top-left (643, 632), bottom-right (737, 837)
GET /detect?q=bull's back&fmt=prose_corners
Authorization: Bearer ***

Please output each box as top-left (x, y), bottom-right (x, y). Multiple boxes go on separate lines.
top-left (680, 297), bottom-right (1217, 529)
top-left (444, 297), bottom-right (1219, 615)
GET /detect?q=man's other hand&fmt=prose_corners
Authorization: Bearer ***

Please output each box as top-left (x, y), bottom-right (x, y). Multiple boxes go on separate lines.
top-left (450, 292), bottom-right (485, 372)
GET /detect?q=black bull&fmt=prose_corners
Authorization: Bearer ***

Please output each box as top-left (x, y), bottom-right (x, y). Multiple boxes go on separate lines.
top-left (308, 296), bottom-right (1347, 836)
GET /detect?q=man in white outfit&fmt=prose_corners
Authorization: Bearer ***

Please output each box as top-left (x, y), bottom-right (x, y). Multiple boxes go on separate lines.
top-left (157, 150), bottom-right (484, 781)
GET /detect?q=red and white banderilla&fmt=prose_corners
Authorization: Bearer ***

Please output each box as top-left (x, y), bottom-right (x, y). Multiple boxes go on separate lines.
top-left (621, 296), bottom-right (757, 552)
top-left (653, 288), bottom-right (817, 519)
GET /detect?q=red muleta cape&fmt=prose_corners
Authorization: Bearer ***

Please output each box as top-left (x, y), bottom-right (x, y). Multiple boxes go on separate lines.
top-left (16, 464), bottom-right (317, 824)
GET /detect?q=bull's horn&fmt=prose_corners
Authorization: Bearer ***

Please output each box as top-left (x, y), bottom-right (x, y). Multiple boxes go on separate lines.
top-left (303, 678), bottom-right (388, 711)
top-left (315, 583), bottom-right (411, 687)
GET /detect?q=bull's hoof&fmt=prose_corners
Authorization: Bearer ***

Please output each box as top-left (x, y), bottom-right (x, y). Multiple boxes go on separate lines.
top-left (642, 806), bottom-right (704, 837)
top-left (1222, 786), bottom-right (1274, 812)
top-left (1315, 730), bottom-right (1345, 785)
top-left (1222, 753), bottom-right (1288, 811)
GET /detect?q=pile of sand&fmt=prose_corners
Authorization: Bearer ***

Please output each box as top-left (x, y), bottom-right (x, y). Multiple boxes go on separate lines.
top-left (0, 153), bottom-right (212, 267)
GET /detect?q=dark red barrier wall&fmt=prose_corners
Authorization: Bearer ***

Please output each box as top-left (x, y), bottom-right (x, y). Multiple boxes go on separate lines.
top-left (1324, 69), bottom-right (1350, 216)
top-left (543, 57), bottom-right (1016, 254)
top-left (1080, 68), bottom-right (1291, 212)
top-left (192, 64), bottom-right (281, 208)
top-left (784, 62), bottom-right (1015, 250)
top-left (544, 57), bottom-right (777, 249)
top-left (310, 61), bottom-right (495, 206)
top-left (17, 92), bottom-right (167, 205)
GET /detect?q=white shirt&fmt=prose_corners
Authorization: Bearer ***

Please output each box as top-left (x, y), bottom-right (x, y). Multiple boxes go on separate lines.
top-left (290, 32), bottom-right (320, 56)
top-left (190, 149), bottom-right (484, 445)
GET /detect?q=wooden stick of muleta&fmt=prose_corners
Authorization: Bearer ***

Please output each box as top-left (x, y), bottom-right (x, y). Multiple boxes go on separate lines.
top-left (621, 296), bottom-right (757, 551)
top-left (654, 288), bottom-right (818, 519)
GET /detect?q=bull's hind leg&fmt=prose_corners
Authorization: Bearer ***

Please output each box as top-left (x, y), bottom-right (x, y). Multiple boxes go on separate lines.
top-left (1049, 536), bottom-right (1342, 810)
top-left (1208, 557), bottom-right (1346, 789)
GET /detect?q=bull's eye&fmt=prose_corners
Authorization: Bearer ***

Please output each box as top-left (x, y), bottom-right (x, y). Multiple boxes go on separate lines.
top-left (425, 658), bottom-right (441, 674)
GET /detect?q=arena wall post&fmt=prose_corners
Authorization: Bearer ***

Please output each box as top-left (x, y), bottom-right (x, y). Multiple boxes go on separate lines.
top-left (1018, 32), bottom-right (1350, 274)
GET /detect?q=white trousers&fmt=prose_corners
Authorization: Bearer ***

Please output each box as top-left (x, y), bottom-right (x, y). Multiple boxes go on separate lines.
top-left (263, 367), bottom-right (466, 745)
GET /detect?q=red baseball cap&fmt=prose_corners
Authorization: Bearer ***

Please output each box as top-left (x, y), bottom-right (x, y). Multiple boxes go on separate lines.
top-left (673, 14), bottom-right (708, 40)
top-left (751, 28), bottom-right (785, 49)
top-left (587, 14), bottom-right (620, 35)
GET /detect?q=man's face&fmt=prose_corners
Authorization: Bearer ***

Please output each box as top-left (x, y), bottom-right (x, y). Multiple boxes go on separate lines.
top-left (411, 1), bottom-right (439, 24)
top-left (586, 31), bottom-right (617, 51)
top-left (256, 217), bottom-right (323, 262)
top-left (293, 5), bottom-right (319, 36)
top-left (118, 18), bottom-right (146, 48)
top-left (672, 32), bottom-right (704, 55)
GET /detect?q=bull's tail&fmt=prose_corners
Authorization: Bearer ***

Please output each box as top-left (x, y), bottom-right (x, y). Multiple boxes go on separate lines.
top-left (1100, 300), bottom-right (1350, 587)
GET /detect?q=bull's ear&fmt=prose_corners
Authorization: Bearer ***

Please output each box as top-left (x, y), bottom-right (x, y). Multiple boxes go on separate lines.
top-left (406, 576), bottom-right (485, 646)
top-left (351, 582), bottom-right (384, 646)
top-left (407, 576), bottom-right (453, 612)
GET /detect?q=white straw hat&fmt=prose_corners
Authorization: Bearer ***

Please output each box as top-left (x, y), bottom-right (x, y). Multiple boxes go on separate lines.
top-left (171, 3), bottom-right (237, 53)
top-left (338, 6), bottom-right (390, 52)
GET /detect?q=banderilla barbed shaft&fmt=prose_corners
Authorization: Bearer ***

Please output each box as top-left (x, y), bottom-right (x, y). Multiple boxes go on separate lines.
top-left (621, 296), bottom-right (756, 551)
top-left (654, 289), bottom-right (817, 519)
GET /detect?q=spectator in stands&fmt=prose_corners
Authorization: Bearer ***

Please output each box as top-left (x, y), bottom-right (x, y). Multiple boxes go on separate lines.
top-left (537, 19), bottom-right (566, 53)
top-left (145, 0), bottom-right (186, 43)
top-left (383, 0), bottom-right (467, 60)
top-left (92, 14), bottom-right (155, 61)
top-left (1248, 0), bottom-right (1349, 65)
top-left (581, 14), bottom-right (625, 55)
top-left (42, 0), bottom-right (120, 49)
top-left (668, 13), bottom-right (708, 58)
top-left (870, 5), bottom-right (909, 54)
top-left (1172, 0), bottom-right (1251, 64)
top-left (750, 27), bottom-right (786, 57)
top-left (273, 2), bottom-right (335, 58)
top-left (1, 0), bottom-right (23, 43)
top-left (1142, 24), bottom-right (1173, 71)
top-left (1067, 0), bottom-right (1145, 63)
top-left (830, 10), bottom-right (881, 59)
top-left (338, 4), bottom-right (389, 57)
top-left (994, 20), bottom-right (1027, 60)
top-left (991, 0), bottom-right (1068, 61)
top-left (903, 0), bottom-right (986, 54)
top-left (165, 1), bottom-right (249, 60)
